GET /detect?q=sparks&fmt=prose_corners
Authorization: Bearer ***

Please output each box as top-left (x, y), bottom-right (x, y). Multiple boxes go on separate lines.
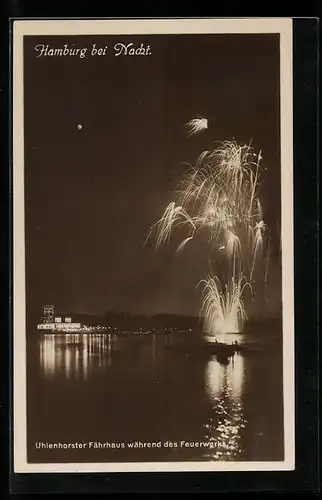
top-left (148, 139), bottom-right (269, 337)
top-left (185, 117), bottom-right (208, 137)
top-left (199, 275), bottom-right (251, 335)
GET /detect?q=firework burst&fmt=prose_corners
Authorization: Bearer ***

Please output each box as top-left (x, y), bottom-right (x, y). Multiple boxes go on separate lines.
top-left (148, 138), bottom-right (268, 337)
top-left (199, 275), bottom-right (251, 335)
top-left (185, 117), bottom-right (208, 137)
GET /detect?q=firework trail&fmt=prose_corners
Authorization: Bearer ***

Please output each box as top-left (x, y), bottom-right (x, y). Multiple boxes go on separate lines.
top-left (146, 201), bottom-right (196, 249)
top-left (198, 275), bottom-right (251, 335)
top-left (250, 219), bottom-right (266, 279)
top-left (185, 117), bottom-right (208, 137)
top-left (176, 236), bottom-right (194, 253)
top-left (148, 137), bottom-right (268, 335)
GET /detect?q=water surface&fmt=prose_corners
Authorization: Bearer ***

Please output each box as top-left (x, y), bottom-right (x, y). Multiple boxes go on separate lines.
top-left (27, 331), bottom-right (284, 463)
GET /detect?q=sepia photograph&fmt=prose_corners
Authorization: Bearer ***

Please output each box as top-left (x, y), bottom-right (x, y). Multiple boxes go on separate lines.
top-left (13, 18), bottom-right (294, 472)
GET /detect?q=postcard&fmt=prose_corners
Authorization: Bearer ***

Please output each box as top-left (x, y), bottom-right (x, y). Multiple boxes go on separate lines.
top-left (12, 18), bottom-right (294, 473)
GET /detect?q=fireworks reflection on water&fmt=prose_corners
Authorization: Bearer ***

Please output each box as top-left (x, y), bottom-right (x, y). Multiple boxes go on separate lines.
top-left (203, 353), bottom-right (246, 460)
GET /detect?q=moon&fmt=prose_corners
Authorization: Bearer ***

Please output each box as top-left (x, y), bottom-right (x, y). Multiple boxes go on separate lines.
top-left (77, 124), bottom-right (83, 130)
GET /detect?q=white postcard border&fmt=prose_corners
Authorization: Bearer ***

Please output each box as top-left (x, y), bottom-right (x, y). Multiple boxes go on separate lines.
top-left (13, 17), bottom-right (294, 473)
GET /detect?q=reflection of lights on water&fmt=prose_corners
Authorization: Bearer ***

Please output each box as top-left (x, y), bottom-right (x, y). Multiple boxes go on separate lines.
top-left (203, 354), bottom-right (247, 461)
top-left (56, 346), bottom-right (63, 372)
top-left (227, 353), bottom-right (244, 398)
top-left (65, 347), bottom-right (71, 378)
top-left (41, 334), bottom-right (56, 377)
top-left (75, 347), bottom-right (79, 377)
top-left (82, 336), bottom-right (88, 378)
top-left (205, 358), bottom-right (225, 399)
top-left (107, 334), bottom-right (112, 367)
top-left (205, 354), bottom-right (245, 402)
top-left (39, 333), bottom-right (113, 379)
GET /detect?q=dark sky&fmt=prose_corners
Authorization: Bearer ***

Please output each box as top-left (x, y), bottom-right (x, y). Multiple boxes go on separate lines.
top-left (24, 34), bottom-right (281, 318)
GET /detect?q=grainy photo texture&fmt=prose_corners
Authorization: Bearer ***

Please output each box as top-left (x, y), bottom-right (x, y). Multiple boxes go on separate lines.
top-left (13, 19), bottom-right (294, 473)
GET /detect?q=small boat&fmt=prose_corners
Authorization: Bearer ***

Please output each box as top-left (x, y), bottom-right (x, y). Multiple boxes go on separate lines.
top-left (164, 340), bottom-right (245, 361)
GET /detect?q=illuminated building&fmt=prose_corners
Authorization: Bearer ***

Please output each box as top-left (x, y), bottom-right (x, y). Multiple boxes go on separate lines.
top-left (37, 305), bottom-right (82, 333)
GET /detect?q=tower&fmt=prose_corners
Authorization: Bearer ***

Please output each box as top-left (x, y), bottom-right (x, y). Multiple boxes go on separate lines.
top-left (42, 304), bottom-right (55, 323)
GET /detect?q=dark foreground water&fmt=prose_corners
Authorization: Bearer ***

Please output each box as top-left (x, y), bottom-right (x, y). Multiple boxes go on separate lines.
top-left (27, 331), bottom-right (284, 463)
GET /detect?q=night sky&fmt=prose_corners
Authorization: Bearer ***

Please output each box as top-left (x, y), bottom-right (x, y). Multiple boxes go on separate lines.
top-left (24, 34), bottom-right (281, 319)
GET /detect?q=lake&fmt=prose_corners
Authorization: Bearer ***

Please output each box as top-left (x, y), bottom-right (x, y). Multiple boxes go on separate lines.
top-left (26, 330), bottom-right (284, 464)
